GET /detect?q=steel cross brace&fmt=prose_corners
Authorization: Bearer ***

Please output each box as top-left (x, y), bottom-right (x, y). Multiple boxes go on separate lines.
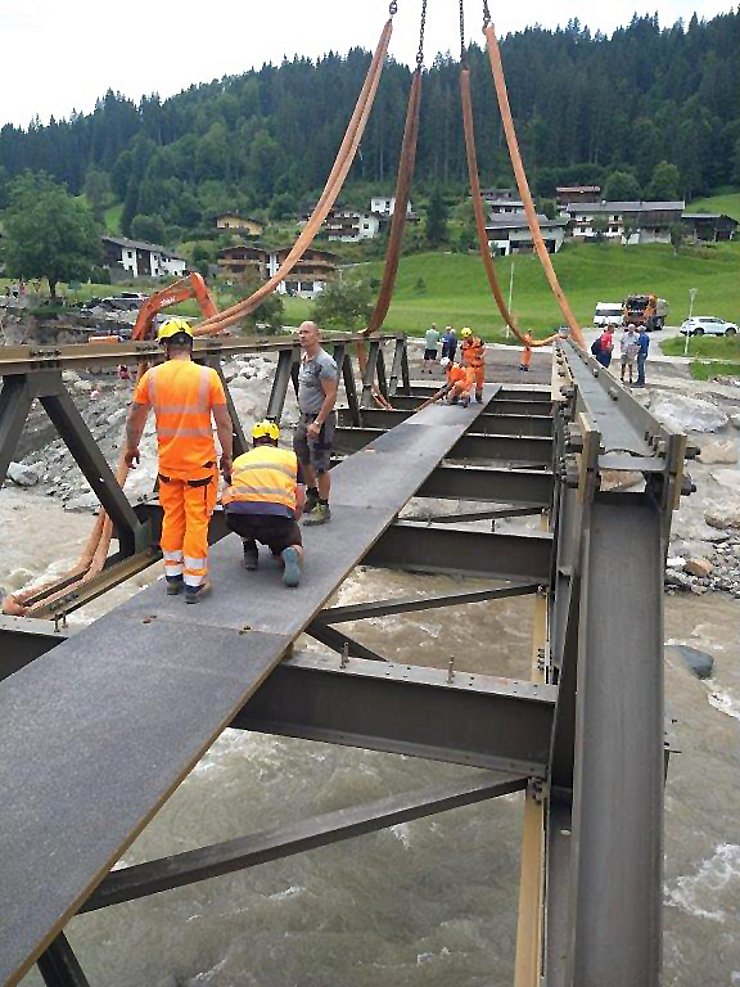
top-left (81, 772), bottom-right (528, 914)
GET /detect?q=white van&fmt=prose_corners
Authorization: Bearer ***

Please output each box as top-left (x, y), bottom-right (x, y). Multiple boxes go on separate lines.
top-left (593, 302), bottom-right (623, 327)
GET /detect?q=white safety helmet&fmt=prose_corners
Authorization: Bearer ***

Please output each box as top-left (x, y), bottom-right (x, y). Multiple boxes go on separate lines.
top-left (440, 357), bottom-right (451, 368)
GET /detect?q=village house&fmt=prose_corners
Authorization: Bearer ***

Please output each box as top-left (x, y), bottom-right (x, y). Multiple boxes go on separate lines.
top-left (324, 208), bottom-right (381, 242)
top-left (556, 185), bottom-right (602, 207)
top-left (681, 212), bottom-right (738, 242)
top-left (217, 244), bottom-right (338, 298)
top-left (101, 236), bottom-right (188, 279)
top-left (485, 212), bottom-right (567, 256)
top-left (563, 200), bottom-right (686, 244)
top-left (215, 214), bottom-right (264, 237)
top-left (369, 195), bottom-right (414, 218)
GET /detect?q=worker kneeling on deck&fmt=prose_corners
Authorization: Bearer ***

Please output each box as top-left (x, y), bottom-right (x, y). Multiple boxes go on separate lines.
top-left (460, 326), bottom-right (485, 403)
top-left (222, 420), bottom-right (305, 588)
top-left (125, 319), bottom-right (233, 604)
top-left (440, 357), bottom-right (474, 407)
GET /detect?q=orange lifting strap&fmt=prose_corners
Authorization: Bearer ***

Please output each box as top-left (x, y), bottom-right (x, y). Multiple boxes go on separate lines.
top-left (482, 11), bottom-right (585, 350)
top-left (194, 14), bottom-right (395, 337)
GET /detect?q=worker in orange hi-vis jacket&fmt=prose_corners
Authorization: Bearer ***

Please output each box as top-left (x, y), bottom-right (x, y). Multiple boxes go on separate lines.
top-left (124, 318), bottom-right (234, 604)
top-left (460, 326), bottom-right (485, 402)
top-left (519, 331), bottom-right (533, 371)
top-left (439, 357), bottom-right (475, 407)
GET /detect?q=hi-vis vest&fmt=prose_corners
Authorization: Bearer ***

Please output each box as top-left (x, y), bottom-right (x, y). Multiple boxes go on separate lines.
top-left (223, 446), bottom-right (298, 512)
top-left (134, 361), bottom-right (224, 477)
top-left (462, 337), bottom-right (485, 369)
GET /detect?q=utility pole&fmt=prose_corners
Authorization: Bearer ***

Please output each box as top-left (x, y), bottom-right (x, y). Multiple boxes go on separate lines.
top-left (506, 257), bottom-right (515, 340)
top-left (684, 287), bottom-right (697, 357)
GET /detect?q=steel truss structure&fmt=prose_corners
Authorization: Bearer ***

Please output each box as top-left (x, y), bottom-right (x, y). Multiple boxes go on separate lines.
top-left (0, 335), bottom-right (688, 987)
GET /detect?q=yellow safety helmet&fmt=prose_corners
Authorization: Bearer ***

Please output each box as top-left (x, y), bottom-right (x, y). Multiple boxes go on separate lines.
top-left (252, 419), bottom-right (280, 442)
top-left (157, 318), bottom-right (194, 343)
top-left (461, 326), bottom-right (473, 338)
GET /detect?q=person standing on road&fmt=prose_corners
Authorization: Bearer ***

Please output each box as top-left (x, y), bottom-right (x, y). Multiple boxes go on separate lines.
top-left (423, 323), bottom-right (440, 374)
top-left (619, 324), bottom-right (639, 384)
top-left (124, 318), bottom-right (234, 603)
top-left (635, 326), bottom-right (650, 387)
top-left (294, 320), bottom-right (338, 526)
top-left (519, 332), bottom-right (533, 372)
top-left (441, 325), bottom-right (457, 362)
top-left (595, 325), bottom-right (615, 368)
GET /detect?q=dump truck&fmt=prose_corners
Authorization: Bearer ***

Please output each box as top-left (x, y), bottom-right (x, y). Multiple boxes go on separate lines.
top-left (622, 294), bottom-right (668, 330)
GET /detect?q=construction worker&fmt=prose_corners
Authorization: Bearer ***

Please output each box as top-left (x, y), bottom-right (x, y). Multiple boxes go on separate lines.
top-left (519, 332), bottom-right (533, 372)
top-left (222, 420), bottom-right (305, 587)
top-left (439, 357), bottom-right (475, 407)
top-left (124, 318), bottom-right (234, 603)
top-left (294, 321), bottom-right (338, 525)
top-left (460, 326), bottom-right (485, 402)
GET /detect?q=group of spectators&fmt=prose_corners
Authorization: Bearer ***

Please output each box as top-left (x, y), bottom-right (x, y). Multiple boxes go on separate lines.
top-left (591, 323), bottom-right (650, 387)
top-left (422, 324), bottom-right (459, 373)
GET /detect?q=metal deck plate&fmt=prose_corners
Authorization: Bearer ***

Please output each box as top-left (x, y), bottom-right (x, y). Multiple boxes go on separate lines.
top-left (0, 385), bottom-right (499, 985)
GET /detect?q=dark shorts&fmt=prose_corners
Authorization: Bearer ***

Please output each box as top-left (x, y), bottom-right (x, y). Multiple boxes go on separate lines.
top-left (293, 411), bottom-right (335, 474)
top-left (226, 514), bottom-right (302, 555)
top-left (424, 348), bottom-right (438, 360)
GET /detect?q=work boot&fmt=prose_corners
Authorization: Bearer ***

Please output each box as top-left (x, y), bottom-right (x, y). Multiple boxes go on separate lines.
top-left (185, 582), bottom-right (211, 605)
top-left (303, 488), bottom-right (319, 515)
top-left (304, 502), bottom-right (331, 526)
top-left (282, 546), bottom-right (301, 588)
top-left (461, 395), bottom-right (470, 408)
top-left (475, 393), bottom-right (484, 403)
top-left (242, 541), bottom-right (259, 571)
top-left (166, 575), bottom-right (184, 596)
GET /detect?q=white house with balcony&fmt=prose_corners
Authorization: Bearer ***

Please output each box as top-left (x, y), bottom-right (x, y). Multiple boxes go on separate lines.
top-left (324, 209), bottom-right (381, 242)
top-left (485, 213), bottom-right (567, 256)
top-left (564, 200), bottom-right (685, 244)
top-left (370, 195), bottom-right (413, 218)
top-left (102, 236), bottom-right (188, 279)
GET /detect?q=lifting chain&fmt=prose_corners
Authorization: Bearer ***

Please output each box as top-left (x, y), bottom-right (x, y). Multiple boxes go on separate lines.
top-left (416, 0), bottom-right (428, 67)
top-left (389, 1), bottom-right (398, 15)
top-left (459, 0), bottom-right (467, 64)
top-left (482, 0), bottom-right (492, 28)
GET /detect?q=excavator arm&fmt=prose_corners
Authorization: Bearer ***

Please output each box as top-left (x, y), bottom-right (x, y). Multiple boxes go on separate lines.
top-left (132, 273), bottom-right (220, 342)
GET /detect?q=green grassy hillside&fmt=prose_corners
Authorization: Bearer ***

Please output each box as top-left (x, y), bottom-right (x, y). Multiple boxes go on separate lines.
top-left (282, 241), bottom-right (740, 341)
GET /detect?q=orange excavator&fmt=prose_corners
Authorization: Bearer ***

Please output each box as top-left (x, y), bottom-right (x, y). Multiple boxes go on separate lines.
top-left (132, 272), bottom-right (220, 341)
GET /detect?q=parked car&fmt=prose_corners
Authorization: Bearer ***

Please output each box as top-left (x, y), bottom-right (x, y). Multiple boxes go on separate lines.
top-left (101, 292), bottom-right (148, 312)
top-left (593, 302), bottom-right (624, 328)
top-left (680, 316), bottom-right (738, 336)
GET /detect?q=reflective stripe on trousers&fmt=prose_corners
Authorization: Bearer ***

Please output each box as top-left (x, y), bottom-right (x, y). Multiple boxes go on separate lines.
top-left (162, 548), bottom-right (184, 578)
top-left (158, 469), bottom-right (217, 590)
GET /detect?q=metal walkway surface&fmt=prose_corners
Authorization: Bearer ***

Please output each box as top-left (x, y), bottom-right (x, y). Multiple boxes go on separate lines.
top-left (0, 386), bottom-right (506, 985)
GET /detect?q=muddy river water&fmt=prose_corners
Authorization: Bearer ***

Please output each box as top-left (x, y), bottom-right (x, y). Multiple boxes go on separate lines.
top-left (1, 487), bottom-right (738, 987)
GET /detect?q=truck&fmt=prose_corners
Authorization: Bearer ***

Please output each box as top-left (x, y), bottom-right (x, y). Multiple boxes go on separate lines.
top-left (622, 294), bottom-right (668, 330)
top-left (593, 302), bottom-right (625, 328)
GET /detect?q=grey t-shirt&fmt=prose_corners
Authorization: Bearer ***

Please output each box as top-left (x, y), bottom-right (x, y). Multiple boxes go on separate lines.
top-left (298, 347), bottom-right (338, 415)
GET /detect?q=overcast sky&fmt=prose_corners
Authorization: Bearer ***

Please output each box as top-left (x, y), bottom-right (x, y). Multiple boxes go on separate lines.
top-left (1, 0), bottom-right (733, 128)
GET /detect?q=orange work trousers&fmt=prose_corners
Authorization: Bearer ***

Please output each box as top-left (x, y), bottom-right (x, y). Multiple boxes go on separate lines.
top-left (469, 365), bottom-right (484, 397)
top-left (158, 468), bottom-right (218, 589)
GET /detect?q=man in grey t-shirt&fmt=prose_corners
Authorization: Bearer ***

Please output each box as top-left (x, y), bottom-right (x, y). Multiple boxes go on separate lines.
top-left (293, 321), bottom-right (338, 525)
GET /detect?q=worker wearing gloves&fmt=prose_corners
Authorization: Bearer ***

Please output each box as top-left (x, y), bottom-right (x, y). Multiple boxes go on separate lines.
top-left (438, 357), bottom-right (475, 407)
top-left (222, 420), bottom-right (305, 588)
top-left (460, 326), bottom-right (485, 402)
top-left (124, 318), bottom-right (234, 604)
